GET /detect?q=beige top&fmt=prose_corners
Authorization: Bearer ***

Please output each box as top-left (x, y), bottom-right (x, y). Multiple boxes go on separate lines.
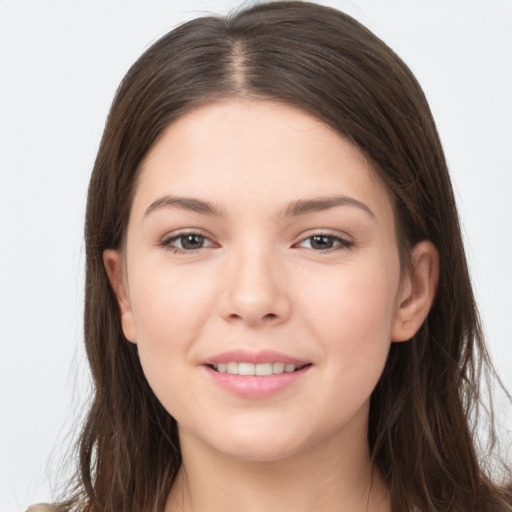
top-left (26, 505), bottom-right (56, 512)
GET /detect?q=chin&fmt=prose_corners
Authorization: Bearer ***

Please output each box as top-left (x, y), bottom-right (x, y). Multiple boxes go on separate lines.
top-left (181, 420), bottom-right (311, 463)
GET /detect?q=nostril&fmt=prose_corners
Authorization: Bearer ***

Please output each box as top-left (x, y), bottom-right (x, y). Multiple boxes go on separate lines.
top-left (264, 313), bottom-right (278, 320)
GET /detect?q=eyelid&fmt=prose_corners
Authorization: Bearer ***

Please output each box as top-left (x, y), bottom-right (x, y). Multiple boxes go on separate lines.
top-left (158, 228), bottom-right (352, 253)
top-left (159, 228), bottom-right (218, 251)
top-left (293, 230), bottom-right (354, 250)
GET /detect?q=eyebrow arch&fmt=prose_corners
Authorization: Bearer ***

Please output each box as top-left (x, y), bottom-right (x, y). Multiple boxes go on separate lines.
top-left (144, 195), bottom-right (223, 217)
top-left (144, 194), bottom-right (374, 219)
top-left (279, 196), bottom-right (375, 218)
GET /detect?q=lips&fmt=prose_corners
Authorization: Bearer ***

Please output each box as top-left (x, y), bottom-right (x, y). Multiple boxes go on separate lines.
top-left (202, 349), bottom-right (312, 398)
top-left (203, 349), bottom-right (309, 367)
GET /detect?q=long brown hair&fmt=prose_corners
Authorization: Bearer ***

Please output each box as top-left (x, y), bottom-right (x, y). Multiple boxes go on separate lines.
top-left (64, 2), bottom-right (511, 511)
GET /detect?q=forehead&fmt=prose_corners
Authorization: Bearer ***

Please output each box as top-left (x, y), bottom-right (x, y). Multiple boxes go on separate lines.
top-left (132, 99), bottom-right (394, 224)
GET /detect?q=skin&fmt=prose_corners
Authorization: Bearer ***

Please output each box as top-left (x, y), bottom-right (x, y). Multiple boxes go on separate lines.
top-left (105, 100), bottom-right (438, 512)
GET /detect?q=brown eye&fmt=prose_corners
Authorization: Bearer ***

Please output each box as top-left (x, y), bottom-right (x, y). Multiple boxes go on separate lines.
top-left (162, 232), bottom-right (215, 252)
top-left (180, 234), bottom-right (205, 250)
top-left (297, 234), bottom-right (352, 251)
top-left (309, 235), bottom-right (335, 250)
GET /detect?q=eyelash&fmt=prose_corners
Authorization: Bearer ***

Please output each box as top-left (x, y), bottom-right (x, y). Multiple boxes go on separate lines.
top-left (294, 233), bottom-right (353, 252)
top-left (159, 231), bottom-right (353, 254)
top-left (159, 231), bottom-right (217, 253)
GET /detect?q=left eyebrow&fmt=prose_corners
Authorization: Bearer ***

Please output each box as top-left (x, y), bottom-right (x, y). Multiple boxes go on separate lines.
top-left (279, 196), bottom-right (375, 218)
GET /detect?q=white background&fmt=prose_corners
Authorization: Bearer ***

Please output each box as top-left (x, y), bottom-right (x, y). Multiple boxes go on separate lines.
top-left (1, 1), bottom-right (511, 510)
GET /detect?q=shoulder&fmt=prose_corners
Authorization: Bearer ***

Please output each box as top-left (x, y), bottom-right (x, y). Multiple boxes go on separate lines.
top-left (26, 504), bottom-right (58, 512)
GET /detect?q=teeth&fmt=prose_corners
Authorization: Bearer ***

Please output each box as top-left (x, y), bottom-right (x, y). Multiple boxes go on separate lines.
top-left (239, 362), bottom-right (255, 376)
top-left (272, 362), bottom-right (285, 374)
top-left (227, 362), bottom-right (238, 374)
top-left (255, 363), bottom-right (272, 376)
top-left (212, 362), bottom-right (302, 376)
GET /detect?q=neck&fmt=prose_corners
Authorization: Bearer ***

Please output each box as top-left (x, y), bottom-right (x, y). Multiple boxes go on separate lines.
top-left (165, 422), bottom-right (390, 512)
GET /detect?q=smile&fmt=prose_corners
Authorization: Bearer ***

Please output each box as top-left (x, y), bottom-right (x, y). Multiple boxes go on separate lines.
top-left (211, 362), bottom-right (308, 376)
top-left (203, 351), bottom-right (312, 398)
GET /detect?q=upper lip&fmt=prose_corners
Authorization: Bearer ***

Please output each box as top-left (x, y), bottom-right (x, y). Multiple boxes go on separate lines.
top-left (203, 349), bottom-right (310, 366)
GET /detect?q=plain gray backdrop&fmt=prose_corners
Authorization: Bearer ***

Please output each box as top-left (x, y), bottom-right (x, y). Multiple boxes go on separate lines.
top-left (1, 1), bottom-right (511, 510)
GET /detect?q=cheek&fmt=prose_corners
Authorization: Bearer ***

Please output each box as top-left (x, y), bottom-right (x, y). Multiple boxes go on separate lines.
top-left (298, 260), bottom-right (400, 387)
top-left (127, 262), bottom-right (216, 384)
top-left (131, 259), bottom-right (215, 328)
top-left (303, 259), bottom-right (399, 331)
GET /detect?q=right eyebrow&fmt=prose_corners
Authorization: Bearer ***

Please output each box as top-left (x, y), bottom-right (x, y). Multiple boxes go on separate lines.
top-left (144, 194), bottom-right (224, 218)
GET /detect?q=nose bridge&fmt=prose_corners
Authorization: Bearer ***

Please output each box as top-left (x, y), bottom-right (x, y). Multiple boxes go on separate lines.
top-left (220, 238), bottom-right (289, 326)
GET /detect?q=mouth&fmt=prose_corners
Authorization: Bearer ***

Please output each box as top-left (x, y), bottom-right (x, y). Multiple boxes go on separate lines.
top-left (208, 362), bottom-right (311, 376)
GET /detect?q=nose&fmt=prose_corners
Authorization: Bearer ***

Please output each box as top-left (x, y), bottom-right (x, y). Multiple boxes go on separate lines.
top-left (217, 244), bottom-right (292, 328)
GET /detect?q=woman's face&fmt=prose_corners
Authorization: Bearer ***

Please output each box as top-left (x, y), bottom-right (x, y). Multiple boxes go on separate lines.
top-left (107, 100), bottom-right (418, 462)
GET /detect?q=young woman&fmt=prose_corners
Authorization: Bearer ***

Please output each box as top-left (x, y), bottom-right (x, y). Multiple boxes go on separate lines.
top-left (30, 1), bottom-right (511, 511)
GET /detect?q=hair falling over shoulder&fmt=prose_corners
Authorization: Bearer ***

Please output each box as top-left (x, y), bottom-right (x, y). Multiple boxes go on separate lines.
top-left (57, 2), bottom-right (511, 511)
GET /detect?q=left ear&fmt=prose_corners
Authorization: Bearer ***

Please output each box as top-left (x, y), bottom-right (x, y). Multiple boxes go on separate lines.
top-left (392, 240), bottom-right (439, 342)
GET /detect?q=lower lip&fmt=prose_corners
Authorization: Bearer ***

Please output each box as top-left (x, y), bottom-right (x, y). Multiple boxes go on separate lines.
top-left (204, 365), bottom-right (311, 398)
